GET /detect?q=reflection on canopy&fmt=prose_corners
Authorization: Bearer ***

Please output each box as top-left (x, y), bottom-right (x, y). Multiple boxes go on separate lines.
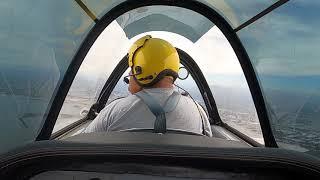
top-left (116, 6), bottom-right (213, 42)
top-left (83, 0), bottom-right (280, 28)
top-left (238, 1), bottom-right (320, 152)
top-left (0, 0), bottom-right (94, 154)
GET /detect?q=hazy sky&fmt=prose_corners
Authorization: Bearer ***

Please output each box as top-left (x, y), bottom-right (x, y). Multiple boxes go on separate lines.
top-left (78, 20), bottom-right (247, 88)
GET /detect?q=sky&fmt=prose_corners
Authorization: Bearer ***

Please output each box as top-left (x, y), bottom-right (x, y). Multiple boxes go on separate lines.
top-left (77, 20), bottom-right (249, 89)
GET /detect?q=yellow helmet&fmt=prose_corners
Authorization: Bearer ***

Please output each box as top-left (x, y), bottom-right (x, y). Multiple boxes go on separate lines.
top-left (128, 35), bottom-right (180, 87)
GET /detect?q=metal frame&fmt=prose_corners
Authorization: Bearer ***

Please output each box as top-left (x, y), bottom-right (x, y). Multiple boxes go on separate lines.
top-left (234, 0), bottom-right (289, 32)
top-left (37, 0), bottom-right (279, 147)
top-left (74, 0), bottom-right (99, 23)
top-left (96, 57), bottom-right (129, 112)
top-left (176, 48), bottom-right (222, 125)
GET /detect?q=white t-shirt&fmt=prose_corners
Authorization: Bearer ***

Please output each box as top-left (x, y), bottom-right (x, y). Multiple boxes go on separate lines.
top-left (83, 88), bottom-right (212, 136)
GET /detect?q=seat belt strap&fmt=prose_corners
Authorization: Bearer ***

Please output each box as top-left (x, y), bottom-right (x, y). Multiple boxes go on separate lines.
top-left (135, 91), bottom-right (181, 133)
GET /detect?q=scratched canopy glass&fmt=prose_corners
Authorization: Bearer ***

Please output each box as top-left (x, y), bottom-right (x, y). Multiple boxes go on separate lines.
top-left (237, 1), bottom-right (320, 155)
top-left (0, 0), bottom-right (94, 154)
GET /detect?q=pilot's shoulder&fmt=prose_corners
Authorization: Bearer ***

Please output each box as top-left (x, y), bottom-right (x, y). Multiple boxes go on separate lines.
top-left (109, 94), bottom-right (140, 107)
top-left (100, 95), bottom-right (140, 114)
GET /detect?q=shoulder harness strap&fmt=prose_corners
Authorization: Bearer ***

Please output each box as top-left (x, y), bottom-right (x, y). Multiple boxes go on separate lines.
top-left (135, 90), bottom-right (181, 133)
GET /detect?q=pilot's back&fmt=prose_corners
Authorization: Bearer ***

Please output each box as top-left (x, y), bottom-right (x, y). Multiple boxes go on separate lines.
top-left (102, 88), bottom-right (212, 136)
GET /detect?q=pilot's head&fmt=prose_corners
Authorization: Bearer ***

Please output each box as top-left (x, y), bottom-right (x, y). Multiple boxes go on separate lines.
top-left (127, 35), bottom-right (180, 94)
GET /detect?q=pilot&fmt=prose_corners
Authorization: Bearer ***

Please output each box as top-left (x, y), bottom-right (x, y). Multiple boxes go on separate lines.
top-left (83, 35), bottom-right (212, 136)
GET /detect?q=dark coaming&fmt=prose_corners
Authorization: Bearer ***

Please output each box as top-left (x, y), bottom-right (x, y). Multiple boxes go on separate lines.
top-left (37, 0), bottom-right (278, 147)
